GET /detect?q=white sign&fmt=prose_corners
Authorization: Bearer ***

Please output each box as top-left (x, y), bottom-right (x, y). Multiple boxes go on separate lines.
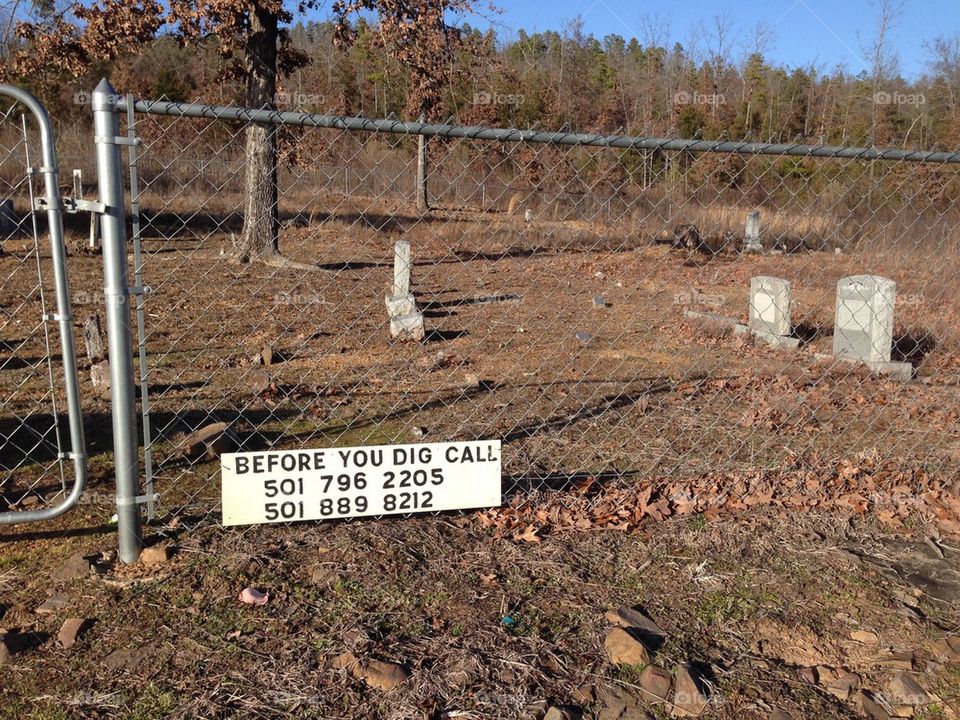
top-left (221, 440), bottom-right (502, 526)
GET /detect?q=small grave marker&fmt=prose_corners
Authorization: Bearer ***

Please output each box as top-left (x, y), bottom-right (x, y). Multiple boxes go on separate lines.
top-left (744, 211), bottom-right (762, 253)
top-left (384, 239), bottom-right (424, 340)
top-left (391, 239), bottom-right (412, 298)
top-left (749, 276), bottom-right (791, 337)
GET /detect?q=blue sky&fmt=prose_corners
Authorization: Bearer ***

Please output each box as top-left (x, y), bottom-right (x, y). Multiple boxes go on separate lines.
top-left (457, 0), bottom-right (960, 79)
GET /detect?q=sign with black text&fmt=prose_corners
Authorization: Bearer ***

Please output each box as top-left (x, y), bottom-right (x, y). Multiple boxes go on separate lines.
top-left (221, 440), bottom-right (501, 526)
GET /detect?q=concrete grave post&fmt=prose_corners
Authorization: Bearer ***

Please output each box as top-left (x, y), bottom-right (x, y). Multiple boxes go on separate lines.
top-left (833, 275), bottom-right (896, 363)
top-left (384, 239), bottom-right (424, 341)
top-left (392, 239), bottom-right (412, 298)
top-left (749, 276), bottom-right (791, 337)
top-left (744, 211), bottom-right (762, 252)
top-left (385, 239), bottom-right (417, 318)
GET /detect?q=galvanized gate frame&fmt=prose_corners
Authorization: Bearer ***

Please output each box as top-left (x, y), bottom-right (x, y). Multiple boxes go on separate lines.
top-left (0, 85), bottom-right (87, 524)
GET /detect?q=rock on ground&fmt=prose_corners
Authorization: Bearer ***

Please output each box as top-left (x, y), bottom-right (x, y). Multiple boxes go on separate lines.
top-left (604, 605), bottom-right (667, 645)
top-left (360, 659), bottom-right (410, 691)
top-left (544, 706), bottom-right (582, 720)
top-left (248, 368), bottom-right (272, 395)
top-left (331, 651), bottom-right (359, 671)
top-left (672, 664), bottom-right (709, 717)
top-left (58, 618), bottom-right (90, 649)
top-left (51, 552), bottom-right (94, 582)
top-left (140, 543), bottom-right (173, 565)
top-left (604, 628), bottom-right (651, 666)
top-left (858, 690), bottom-right (895, 720)
top-left (932, 636), bottom-right (960, 661)
top-left (887, 671), bottom-right (931, 707)
top-left (638, 665), bottom-right (672, 702)
top-left (593, 686), bottom-right (652, 720)
top-left (850, 629), bottom-right (880, 645)
top-left (825, 672), bottom-right (862, 701)
top-left (103, 644), bottom-right (156, 672)
top-left (35, 593), bottom-right (71, 615)
top-left (179, 423), bottom-right (238, 461)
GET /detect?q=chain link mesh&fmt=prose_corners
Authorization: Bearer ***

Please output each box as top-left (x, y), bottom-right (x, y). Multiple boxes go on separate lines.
top-left (103, 100), bottom-right (959, 534)
top-left (0, 103), bottom-right (73, 514)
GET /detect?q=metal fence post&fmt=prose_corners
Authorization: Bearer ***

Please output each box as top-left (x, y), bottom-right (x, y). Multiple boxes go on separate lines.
top-left (93, 78), bottom-right (142, 563)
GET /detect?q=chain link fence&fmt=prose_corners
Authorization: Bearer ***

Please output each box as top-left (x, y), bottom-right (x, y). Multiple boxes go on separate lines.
top-left (83, 94), bottom-right (958, 536)
top-left (3, 82), bottom-right (960, 542)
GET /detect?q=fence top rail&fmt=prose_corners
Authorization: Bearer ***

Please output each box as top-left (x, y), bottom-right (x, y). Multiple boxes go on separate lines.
top-left (117, 94), bottom-right (960, 165)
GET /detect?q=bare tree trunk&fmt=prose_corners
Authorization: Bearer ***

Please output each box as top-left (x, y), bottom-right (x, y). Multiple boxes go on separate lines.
top-left (236, 5), bottom-right (279, 262)
top-left (415, 112), bottom-right (428, 212)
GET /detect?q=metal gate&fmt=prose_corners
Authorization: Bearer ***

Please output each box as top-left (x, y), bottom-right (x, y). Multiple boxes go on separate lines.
top-left (0, 85), bottom-right (87, 524)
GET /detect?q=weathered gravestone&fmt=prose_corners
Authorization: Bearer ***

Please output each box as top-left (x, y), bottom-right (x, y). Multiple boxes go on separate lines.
top-left (833, 275), bottom-right (896, 363)
top-left (749, 276), bottom-right (791, 337)
top-left (744, 211), bottom-right (762, 253)
top-left (384, 239), bottom-right (424, 341)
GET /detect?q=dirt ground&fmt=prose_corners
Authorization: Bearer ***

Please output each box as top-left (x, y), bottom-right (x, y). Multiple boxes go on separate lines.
top-left (2, 199), bottom-right (960, 718)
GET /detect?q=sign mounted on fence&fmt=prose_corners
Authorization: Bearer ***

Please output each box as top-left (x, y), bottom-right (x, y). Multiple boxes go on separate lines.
top-left (221, 440), bottom-right (502, 526)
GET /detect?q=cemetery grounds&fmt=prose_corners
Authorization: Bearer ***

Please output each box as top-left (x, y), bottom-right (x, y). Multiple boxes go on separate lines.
top-left (1, 133), bottom-right (960, 719)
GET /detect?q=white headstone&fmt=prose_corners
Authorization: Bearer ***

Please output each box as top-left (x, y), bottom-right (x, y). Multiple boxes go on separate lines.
top-left (744, 211), bottom-right (762, 251)
top-left (833, 275), bottom-right (896, 363)
top-left (749, 276), bottom-right (791, 337)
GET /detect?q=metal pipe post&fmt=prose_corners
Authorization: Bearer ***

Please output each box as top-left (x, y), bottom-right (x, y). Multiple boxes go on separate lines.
top-left (93, 78), bottom-right (142, 563)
